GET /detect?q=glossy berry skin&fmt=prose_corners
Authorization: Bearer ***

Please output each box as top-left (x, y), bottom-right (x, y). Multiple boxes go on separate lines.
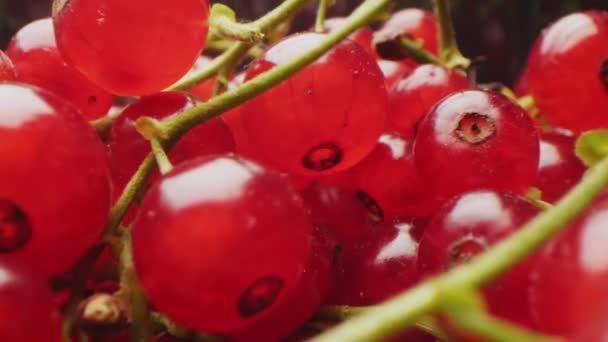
top-left (352, 132), bottom-right (437, 218)
top-left (239, 33), bottom-right (387, 176)
top-left (6, 18), bottom-right (113, 120)
top-left (109, 92), bottom-right (235, 193)
top-left (52, 0), bottom-right (210, 95)
top-left (0, 51), bottom-right (16, 81)
top-left (330, 219), bottom-right (421, 306)
top-left (376, 9), bottom-right (439, 67)
top-left (184, 56), bottom-right (217, 101)
top-left (529, 193), bottom-right (608, 336)
top-left (377, 59), bottom-right (413, 90)
top-left (133, 155), bottom-right (313, 333)
top-left (0, 262), bottom-right (62, 341)
top-left (414, 90), bottom-right (540, 199)
top-left (536, 131), bottom-right (586, 203)
top-left (0, 83), bottom-right (111, 276)
top-left (418, 191), bottom-right (539, 326)
top-left (522, 11), bottom-right (608, 132)
top-left (324, 17), bottom-right (376, 57)
top-left (389, 65), bottom-right (473, 136)
top-left (228, 224), bottom-right (335, 341)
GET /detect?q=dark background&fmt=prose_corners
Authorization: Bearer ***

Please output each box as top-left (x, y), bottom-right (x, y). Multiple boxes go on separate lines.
top-left (1, 0), bottom-right (607, 85)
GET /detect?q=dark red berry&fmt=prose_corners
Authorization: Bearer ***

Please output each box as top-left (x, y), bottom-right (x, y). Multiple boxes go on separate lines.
top-left (522, 11), bottom-right (608, 132)
top-left (6, 18), bottom-right (113, 120)
top-left (133, 155), bottom-right (313, 333)
top-left (536, 130), bottom-right (586, 203)
top-left (239, 33), bottom-right (387, 176)
top-left (414, 90), bottom-right (539, 199)
top-left (109, 91), bottom-right (235, 193)
top-left (52, 0), bottom-right (210, 95)
top-left (418, 191), bottom-right (540, 327)
top-left (389, 65), bottom-right (473, 136)
top-left (0, 83), bottom-right (111, 276)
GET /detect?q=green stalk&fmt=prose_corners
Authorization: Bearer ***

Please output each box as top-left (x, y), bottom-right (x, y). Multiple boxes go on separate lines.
top-left (312, 155), bottom-right (608, 341)
top-left (315, 0), bottom-right (332, 33)
top-left (433, 0), bottom-right (470, 69)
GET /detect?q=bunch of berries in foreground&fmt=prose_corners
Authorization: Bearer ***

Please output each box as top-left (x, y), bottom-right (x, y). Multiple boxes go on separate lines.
top-left (1, 0), bottom-right (608, 341)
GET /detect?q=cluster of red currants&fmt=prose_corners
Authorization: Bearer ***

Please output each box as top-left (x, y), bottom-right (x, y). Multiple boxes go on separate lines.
top-left (0, 0), bottom-right (607, 340)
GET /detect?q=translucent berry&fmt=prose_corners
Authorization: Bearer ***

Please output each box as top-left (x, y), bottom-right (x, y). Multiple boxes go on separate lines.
top-left (109, 91), bottom-right (235, 193)
top-left (0, 83), bottom-right (111, 276)
top-left (522, 11), bottom-right (608, 132)
top-left (377, 59), bottom-right (413, 90)
top-left (228, 224), bottom-right (336, 341)
top-left (6, 18), bottom-right (113, 119)
top-left (414, 90), bottom-right (539, 199)
top-left (133, 155), bottom-right (313, 333)
top-left (536, 131), bottom-right (586, 203)
top-left (239, 33), bottom-right (387, 176)
top-left (352, 132), bottom-right (438, 218)
top-left (0, 262), bottom-right (62, 341)
top-left (330, 219), bottom-right (421, 306)
top-left (389, 65), bottom-right (473, 136)
top-left (324, 17), bottom-right (376, 57)
top-left (0, 51), bottom-right (16, 81)
top-left (52, 0), bottom-right (210, 95)
top-left (418, 191), bottom-right (539, 326)
top-left (529, 193), bottom-right (608, 336)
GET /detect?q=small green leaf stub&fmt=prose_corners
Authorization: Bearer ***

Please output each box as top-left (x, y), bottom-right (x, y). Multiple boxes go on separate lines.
top-left (575, 130), bottom-right (608, 167)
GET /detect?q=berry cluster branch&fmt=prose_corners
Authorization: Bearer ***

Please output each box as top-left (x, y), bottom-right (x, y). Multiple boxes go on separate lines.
top-left (433, 0), bottom-right (470, 69)
top-left (315, 0), bottom-right (335, 33)
top-left (311, 154), bottom-right (608, 341)
top-left (167, 0), bottom-right (313, 92)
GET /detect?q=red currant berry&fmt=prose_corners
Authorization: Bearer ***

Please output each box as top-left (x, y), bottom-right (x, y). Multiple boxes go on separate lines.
top-left (133, 155), bottom-right (313, 333)
top-left (228, 224), bottom-right (336, 341)
top-left (324, 17), bottom-right (376, 57)
top-left (418, 191), bottom-right (539, 326)
top-left (0, 262), bottom-right (62, 341)
top-left (0, 83), bottom-right (111, 276)
top-left (414, 90), bottom-right (539, 199)
top-left (529, 193), bottom-right (608, 336)
top-left (0, 50), bottom-right (16, 81)
top-left (522, 11), bottom-right (608, 132)
top-left (330, 219), bottom-right (421, 306)
top-left (239, 33), bottom-right (388, 176)
top-left (376, 8), bottom-right (439, 67)
top-left (352, 132), bottom-right (437, 218)
top-left (536, 130), bottom-right (586, 203)
top-left (109, 91), bottom-right (235, 193)
top-left (52, 0), bottom-right (210, 95)
top-left (377, 59), bottom-right (413, 90)
top-left (389, 65), bottom-right (473, 136)
top-left (6, 18), bottom-right (113, 120)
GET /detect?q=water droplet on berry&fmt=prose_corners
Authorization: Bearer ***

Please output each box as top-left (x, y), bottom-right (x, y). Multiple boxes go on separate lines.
top-left (447, 236), bottom-right (487, 268)
top-left (455, 112), bottom-right (496, 144)
top-left (600, 58), bottom-right (608, 89)
top-left (0, 199), bottom-right (32, 253)
top-left (237, 276), bottom-right (284, 318)
top-left (302, 143), bottom-right (343, 171)
top-left (356, 190), bottom-right (384, 222)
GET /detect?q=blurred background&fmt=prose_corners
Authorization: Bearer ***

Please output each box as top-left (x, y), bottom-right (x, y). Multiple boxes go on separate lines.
top-left (1, 0), bottom-right (607, 85)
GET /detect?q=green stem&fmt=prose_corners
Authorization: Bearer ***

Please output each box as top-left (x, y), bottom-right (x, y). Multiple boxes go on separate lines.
top-left (90, 115), bottom-right (117, 142)
top-left (204, 39), bottom-right (263, 59)
top-left (209, 4), bottom-right (264, 44)
top-left (312, 155), bottom-right (608, 341)
top-left (444, 308), bottom-right (561, 342)
top-left (103, 0), bottom-right (388, 237)
top-left (167, 0), bottom-right (312, 92)
top-left (433, 0), bottom-right (470, 69)
top-left (150, 137), bottom-right (174, 175)
top-left (400, 37), bottom-right (440, 65)
top-left (315, 0), bottom-right (332, 33)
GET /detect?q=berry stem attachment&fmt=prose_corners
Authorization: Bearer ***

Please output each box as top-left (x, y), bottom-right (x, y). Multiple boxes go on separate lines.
top-left (433, 0), bottom-right (471, 69)
top-left (150, 137), bottom-right (174, 175)
top-left (167, 0), bottom-right (312, 92)
top-left (209, 4), bottom-right (264, 44)
top-left (103, 0), bottom-right (390, 237)
top-left (315, 0), bottom-right (335, 33)
top-left (400, 37), bottom-right (440, 64)
top-left (312, 154), bottom-right (608, 341)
